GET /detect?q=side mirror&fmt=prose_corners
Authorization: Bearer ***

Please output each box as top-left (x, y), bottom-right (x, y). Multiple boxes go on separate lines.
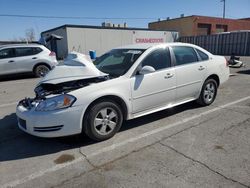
top-left (139, 66), bottom-right (156, 75)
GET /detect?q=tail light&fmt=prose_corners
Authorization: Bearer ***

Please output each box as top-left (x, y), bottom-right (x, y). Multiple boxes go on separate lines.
top-left (49, 51), bottom-right (56, 57)
top-left (224, 57), bottom-right (229, 67)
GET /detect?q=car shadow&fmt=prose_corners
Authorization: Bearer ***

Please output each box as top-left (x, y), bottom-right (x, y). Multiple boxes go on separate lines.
top-left (237, 69), bottom-right (250, 75)
top-left (0, 101), bottom-right (202, 162)
top-left (0, 113), bottom-right (94, 162)
top-left (0, 73), bottom-right (35, 82)
top-left (121, 101), bottom-right (201, 131)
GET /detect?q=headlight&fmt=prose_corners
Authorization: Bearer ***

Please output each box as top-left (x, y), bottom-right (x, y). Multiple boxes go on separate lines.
top-left (36, 94), bottom-right (76, 111)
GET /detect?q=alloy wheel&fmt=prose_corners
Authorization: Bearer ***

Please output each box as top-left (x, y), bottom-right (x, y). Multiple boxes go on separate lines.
top-left (203, 82), bottom-right (215, 104)
top-left (94, 107), bottom-right (118, 136)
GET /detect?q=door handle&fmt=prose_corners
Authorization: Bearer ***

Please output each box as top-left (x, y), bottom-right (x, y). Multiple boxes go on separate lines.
top-left (198, 66), bottom-right (205, 71)
top-left (164, 73), bottom-right (174, 79)
top-left (32, 57), bottom-right (37, 59)
top-left (8, 60), bottom-right (14, 63)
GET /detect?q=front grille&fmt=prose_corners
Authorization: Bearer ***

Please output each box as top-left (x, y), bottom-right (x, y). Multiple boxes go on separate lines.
top-left (34, 125), bottom-right (63, 132)
top-left (18, 118), bottom-right (27, 130)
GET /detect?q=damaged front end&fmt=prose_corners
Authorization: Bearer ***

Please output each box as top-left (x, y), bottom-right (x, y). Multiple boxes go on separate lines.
top-left (18, 52), bottom-right (109, 110)
top-left (34, 76), bottom-right (108, 99)
top-left (16, 52), bottom-right (111, 137)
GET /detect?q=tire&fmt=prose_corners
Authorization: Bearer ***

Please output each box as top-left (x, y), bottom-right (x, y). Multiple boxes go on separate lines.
top-left (34, 64), bottom-right (50, 77)
top-left (83, 101), bottom-right (123, 141)
top-left (197, 79), bottom-right (218, 106)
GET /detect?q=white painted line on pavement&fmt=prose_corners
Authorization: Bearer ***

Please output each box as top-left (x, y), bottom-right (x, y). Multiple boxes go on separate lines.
top-left (2, 95), bottom-right (250, 188)
top-left (0, 102), bottom-right (17, 108)
top-left (2, 158), bottom-right (84, 188)
top-left (87, 95), bottom-right (250, 158)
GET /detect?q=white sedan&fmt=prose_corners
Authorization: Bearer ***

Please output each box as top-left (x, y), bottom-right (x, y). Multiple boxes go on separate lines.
top-left (16, 43), bottom-right (229, 141)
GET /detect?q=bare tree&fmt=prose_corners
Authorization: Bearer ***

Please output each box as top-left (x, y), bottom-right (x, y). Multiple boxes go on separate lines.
top-left (25, 28), bottom-right (36, 42)
top-left (12, 28), bottom-right (36, 42)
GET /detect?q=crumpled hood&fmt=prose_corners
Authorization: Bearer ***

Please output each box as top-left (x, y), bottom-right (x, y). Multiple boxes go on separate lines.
top-left (39, 52), bottom-right (107, 84)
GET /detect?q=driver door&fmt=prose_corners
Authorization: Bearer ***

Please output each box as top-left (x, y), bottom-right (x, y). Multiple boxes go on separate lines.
top-left (0, 48), bottom-right (16, 75)
top-left (130, 47), bottom-right (176, 114)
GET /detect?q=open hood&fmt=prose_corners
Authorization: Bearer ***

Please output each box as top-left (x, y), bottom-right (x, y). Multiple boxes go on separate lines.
top-left (39, 52), bottom-right (107, 85)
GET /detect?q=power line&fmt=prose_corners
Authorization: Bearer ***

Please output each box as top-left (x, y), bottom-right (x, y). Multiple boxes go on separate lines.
top-left (0, 14), bottom-right (157, 20)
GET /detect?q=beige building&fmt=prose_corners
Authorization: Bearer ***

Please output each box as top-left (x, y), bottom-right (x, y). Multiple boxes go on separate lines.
top-left (41, 24), bottom-right (178, 59)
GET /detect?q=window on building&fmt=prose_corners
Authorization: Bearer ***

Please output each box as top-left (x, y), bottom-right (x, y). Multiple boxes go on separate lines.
top-left (216, 24), bottom-right (228, 33)
top-left (197, 23), bottom-right (212, 35)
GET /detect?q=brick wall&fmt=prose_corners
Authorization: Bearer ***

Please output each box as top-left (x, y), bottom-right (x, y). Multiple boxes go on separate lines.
top-left (149, 15), bottom-right (250, 37)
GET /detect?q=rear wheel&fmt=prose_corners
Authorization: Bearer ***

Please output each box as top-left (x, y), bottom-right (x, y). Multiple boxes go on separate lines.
top-left (34, 64), bottom-right (50, 77)
top-left (197, 79), bottom-right (217, 106)
top-left (83, 101), bottom-right (123, 141)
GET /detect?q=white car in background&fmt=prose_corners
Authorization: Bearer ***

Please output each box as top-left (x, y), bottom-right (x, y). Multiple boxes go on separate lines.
top-left (0, 44), bottom-right (58, 77)
top-left (16, 43), bottom-right (229, 141)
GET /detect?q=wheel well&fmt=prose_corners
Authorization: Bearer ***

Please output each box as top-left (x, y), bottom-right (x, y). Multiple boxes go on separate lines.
top-left (33, 63), bottom-right (51, 73)
top-left (206, 74), bottom-right (220, 87)
top-left (83, 95), bottom-right (128, 121)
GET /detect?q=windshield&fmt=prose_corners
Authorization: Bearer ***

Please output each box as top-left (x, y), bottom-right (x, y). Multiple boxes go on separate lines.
top-left (94, 49), bottom-right (145, 77)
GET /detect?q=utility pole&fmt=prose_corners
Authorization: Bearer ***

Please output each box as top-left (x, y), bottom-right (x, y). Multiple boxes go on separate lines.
top-left (221, 0), bottom-right (226, 18)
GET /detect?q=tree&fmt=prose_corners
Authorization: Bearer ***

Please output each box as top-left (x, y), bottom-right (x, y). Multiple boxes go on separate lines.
top-left (12, 28), bottom-right (36, 42)
top-left (25, 28), bottom-right (36, 42)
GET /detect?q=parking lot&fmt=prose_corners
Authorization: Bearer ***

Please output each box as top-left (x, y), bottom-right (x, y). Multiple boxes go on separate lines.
top-left (0, 64), bottom-right (250, 188)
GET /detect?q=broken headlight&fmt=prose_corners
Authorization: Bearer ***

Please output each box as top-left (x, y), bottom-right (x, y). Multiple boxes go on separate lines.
top-left (35, 94), bottom-right (76, 111)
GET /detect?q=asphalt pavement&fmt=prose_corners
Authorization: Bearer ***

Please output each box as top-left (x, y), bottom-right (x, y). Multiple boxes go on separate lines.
top-left (0, 65), bottom-right (250, 188)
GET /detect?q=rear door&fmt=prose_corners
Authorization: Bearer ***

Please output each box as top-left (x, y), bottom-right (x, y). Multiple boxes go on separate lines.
top-left (171, 46), bottom-right (208, 102)
top-left (14, 47), bottom-right (40, 73)
top-left (0, 48), bottom-right (16, 75)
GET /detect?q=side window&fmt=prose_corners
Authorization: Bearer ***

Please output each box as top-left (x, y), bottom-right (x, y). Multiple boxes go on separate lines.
top-left (0, 48), bottom-right (15, 59)
top-left (196, 49), bottom-right (209, 61)
top-left (15, 47), bottom-right (34, 57)
top-left (141, 48), bottom-right (171, 71)
top-left (172, 46), bottom-right (198, 66)
top-left (32, 47), bottom-right (42, 55)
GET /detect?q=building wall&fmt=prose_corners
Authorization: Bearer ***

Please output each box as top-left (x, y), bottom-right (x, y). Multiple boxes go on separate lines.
top-left (66, 27), bottom-right (177, 57)
top-left (149, 17), bottom-right (194, 37)
top-left (193, 16), bottom-right (250, 36)
top-left (66, 27), bottom-right (134, 56)
top-left (149, 16), bottom-right (250, 37)
top-left (41, 28), bottom-right (68, 59)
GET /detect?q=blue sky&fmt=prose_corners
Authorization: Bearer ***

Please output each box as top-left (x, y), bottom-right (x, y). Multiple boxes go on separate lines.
top-left (0, 0), bottom-right (249, 40)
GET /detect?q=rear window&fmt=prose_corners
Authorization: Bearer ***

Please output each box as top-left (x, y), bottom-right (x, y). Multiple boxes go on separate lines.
top-left (32, 47), bottom-right (42, 54)
top-left (196, 49), bottom-right (209, 61)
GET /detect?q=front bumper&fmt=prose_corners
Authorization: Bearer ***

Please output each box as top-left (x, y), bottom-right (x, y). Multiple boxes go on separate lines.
top-left (16, 101), bottom-right (84, 138)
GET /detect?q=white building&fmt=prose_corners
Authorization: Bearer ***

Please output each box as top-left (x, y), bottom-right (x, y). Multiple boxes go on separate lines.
top-left (41, 24), bottom-right (178, 59)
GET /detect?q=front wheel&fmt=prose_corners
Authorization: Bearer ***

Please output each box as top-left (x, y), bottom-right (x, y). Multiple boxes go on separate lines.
top-left (83, 101), bottom-right (123, 141)
top-left (197, 79), bottom-right (218, 106)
